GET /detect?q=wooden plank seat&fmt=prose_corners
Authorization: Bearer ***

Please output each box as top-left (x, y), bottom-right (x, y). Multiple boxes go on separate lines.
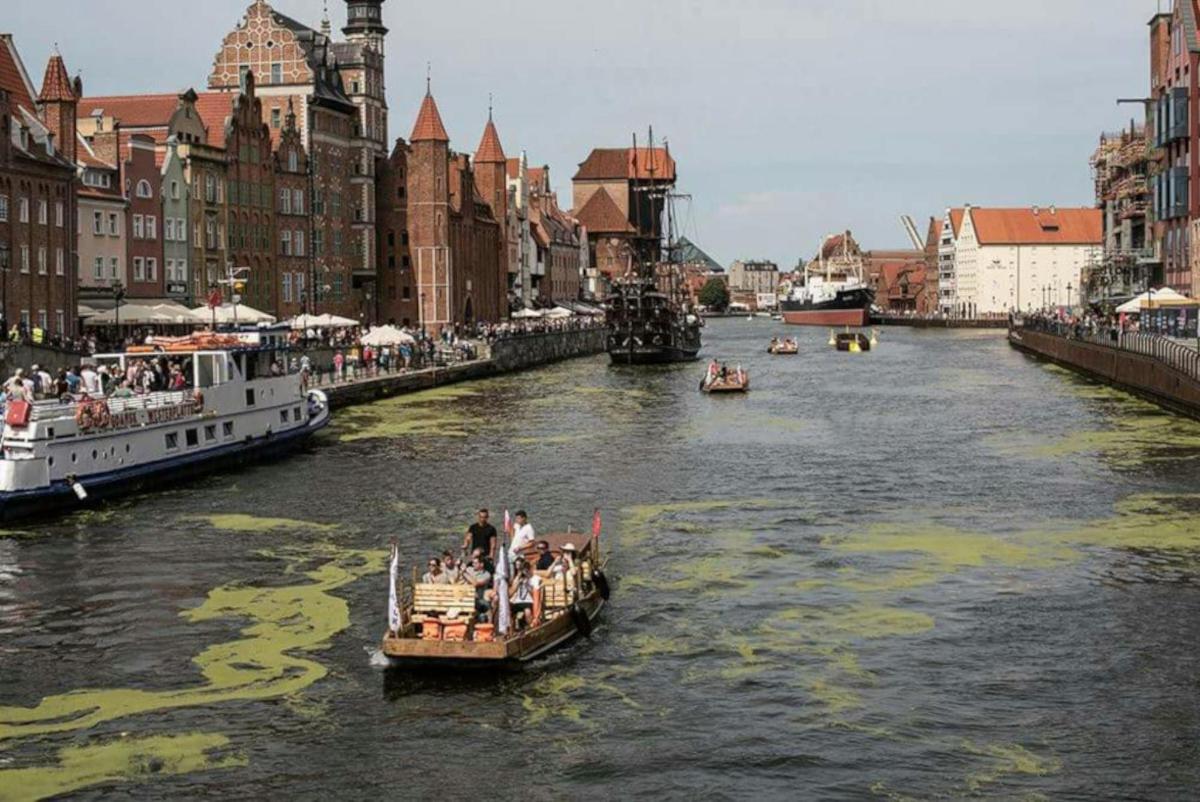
top-left (412, 583), bottom-right (477, 615)
top-left (541, 580), bottom-right (576, 610)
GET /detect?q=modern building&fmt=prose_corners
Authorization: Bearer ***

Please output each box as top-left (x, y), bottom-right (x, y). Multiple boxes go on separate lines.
top-left (0, 39), bottom-right (79, 336)
top-left (728, 260), bottom-right (779, 295)
top-left (939, 205), bottom-right (1102, 315)
top-left (1086, 124), bottom-right (1155, 305)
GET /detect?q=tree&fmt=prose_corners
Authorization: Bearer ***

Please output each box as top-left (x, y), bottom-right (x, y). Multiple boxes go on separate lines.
top-left (698, 278), bottom-right (730, 311)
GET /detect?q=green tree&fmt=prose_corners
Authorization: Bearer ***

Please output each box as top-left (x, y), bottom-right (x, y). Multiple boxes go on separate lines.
top-left (698, 278), bottom-right (730, 310)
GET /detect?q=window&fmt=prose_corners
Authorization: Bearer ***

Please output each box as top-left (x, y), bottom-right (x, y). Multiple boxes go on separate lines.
top-left (108, 213), bottom-right (118, 235)
top-left (293, 407), bottom-right (302, 422)
top-left (55, 310), bottom-right (64, 333)
top-left (19, 245), bottom-right (29, 274)
top-left (313, 230), bottom-right (324, 257)
top-left (295, 272), bottom-right (305, 301)
top-left (93, 256), bottom-right (104, 279)
top-left (171, 180), bottom-right (180, 199)
top-left (165, 218), bottom-right (175, 241)
top-left (281, 230), bottom-right (292, 255)
top-left (271, 107), bottom-right (281, 128)
top-left (205, 174), bottom-right (216, 203)
top-left (288, 151), bottom-right (298, 172)
top-left (204, 425), bottom-right (217, 442)
top-left (270, 63), bottom-right (282, 84)
top-left (92, 211), bottom-right (103, 234)
top-left (280, 410), bottom-right (289, 425)
top-left (109, 256), bottom-right (119, 279)
top-left (223, 421), bottom-right (234, 439)
top-left (55, 201), bottom-right (63, 227)
top-left (205, 219), bottom-right (216, 249)
top-left (0, 194), bottom-right (7, 221)
top-left (165, 432), bottom-right (179, 450)
top-left (351, 79), bottom-right (361, 94)
top-left (146, 215), bottom-right (157, 240)
top-left (55, 248), bottom-right (63, 276)
top-left (19, 197), bottom-right (28, 222)
top-left (280, 188), bottom-right (291, 214)
top-left (294, 230), bottom-right (305, 256)
top-left (282, 272), bottom-right (293, 302)
top-left (36, 247), bottom-right (46, 275)
top-left (185, 428), bottom-right (199, 447)
top-left (292, 189), bottom-right (304, 214)
top-left (19, 309), bottom-right (29, 328)
top-left (133, 214), bottom-right (144, 238)
top-left (37, 199), bottom-right (47, 224)
top-left (37, 310), bottom-right (46, 331)
top-left (245, 388), bottom-right (256, 407)
top-left (136, 180), bottom-right (152, 198)
top-left (147, 258), bottom-right (157, 281)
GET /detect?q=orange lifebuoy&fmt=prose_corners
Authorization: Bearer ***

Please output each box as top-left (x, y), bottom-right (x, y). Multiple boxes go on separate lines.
top-left (75, 403), bottom-right (94, 431)
top-left (192, 390), bottom-right (204, 413)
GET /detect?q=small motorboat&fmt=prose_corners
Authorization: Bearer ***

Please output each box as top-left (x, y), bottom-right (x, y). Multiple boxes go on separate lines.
top-left (381, 524), bottom-right (610, 670)
top-left (701, 366), bottom-right (750, 393)
top-left (768, 339), bottom-right (799, 355)
top-left (832, 331), bottom-right (871, 353)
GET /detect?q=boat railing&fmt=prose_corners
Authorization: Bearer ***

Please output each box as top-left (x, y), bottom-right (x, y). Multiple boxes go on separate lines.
top-left (27, 390), bottom-right (195, 423)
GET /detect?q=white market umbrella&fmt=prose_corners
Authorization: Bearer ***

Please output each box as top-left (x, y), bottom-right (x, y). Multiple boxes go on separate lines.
top-left (545, 306), bottom-right (574, 319)
top-left (1116, 288), bottom-right (1198, 314)
top-left (511, 308), bottom-right (545, 319)
top-left (361, 325), bottom-right (416, 347)
top-left (286, 313), bottom-right (325, 330)
top-left (317, 313), bottom-right (360, 328)
top-left (192, 303), bottom-right (277, 325)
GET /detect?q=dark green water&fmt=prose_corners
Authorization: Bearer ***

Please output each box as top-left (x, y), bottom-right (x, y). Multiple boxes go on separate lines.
top-left (3, 319), bottom-right (1200, 799)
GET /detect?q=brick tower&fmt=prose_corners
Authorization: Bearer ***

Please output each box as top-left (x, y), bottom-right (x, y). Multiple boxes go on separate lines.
top-left (37, 53), bottom-right (76, 164)
top-left (474, 107), bottom-right (507, 224)
top-left (408, 82), bottom-right (451, 331)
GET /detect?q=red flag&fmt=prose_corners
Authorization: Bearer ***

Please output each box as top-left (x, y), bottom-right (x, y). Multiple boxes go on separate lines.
top-left (592, 508), bottom-right (602, 539)
top-left (207, 288), bottom-right (223, 309)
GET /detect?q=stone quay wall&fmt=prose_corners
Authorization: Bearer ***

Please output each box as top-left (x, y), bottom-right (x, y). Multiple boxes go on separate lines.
top-left (324, 327), bottom-right (606, 410)
top-left (1009, 328), bottom-right (1200, 420)
top-left (872, 316), bottom-right (1008, 329)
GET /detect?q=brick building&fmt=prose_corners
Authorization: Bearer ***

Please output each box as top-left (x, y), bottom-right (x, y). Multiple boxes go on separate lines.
top-left (223, 71), bottom-right (277, 312)
top-left (0, 38), bottom-right (79, 336)
top-left (123, 134), bottom-right (163, 299)
top-left (375, 138), bottom-right (415, 325)
top-left (274, 100), bottom-right (310, 319)
top-left (76, 134), bottom-right (126, 306)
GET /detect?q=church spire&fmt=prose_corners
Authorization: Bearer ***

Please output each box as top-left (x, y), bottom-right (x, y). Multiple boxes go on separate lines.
top-left (410, 79), bottom-right (449, 142)
top-left (475, 99), bottom-right (505, 164)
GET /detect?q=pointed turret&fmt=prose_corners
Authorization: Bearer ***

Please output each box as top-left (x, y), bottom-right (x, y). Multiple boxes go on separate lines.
top-left (37, 51), bottom-right (76, 163)
top-left (411, 83), bottom-right (449, 142)
top-left (475, 107), bottom-right (505, 164)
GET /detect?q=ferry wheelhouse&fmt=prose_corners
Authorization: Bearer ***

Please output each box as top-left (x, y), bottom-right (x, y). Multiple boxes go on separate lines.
top-left (0, 330), bottom-right (330, 521)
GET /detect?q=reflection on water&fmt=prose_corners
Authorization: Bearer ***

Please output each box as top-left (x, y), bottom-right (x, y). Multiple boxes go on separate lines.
top-left (2, 322), bottom-right (1200, 798)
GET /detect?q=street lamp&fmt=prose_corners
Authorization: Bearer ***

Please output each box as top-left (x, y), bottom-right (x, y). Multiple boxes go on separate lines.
top-left (112, 280), bottom-right (127, 347)
top-left (1066, 282), bottom-right (1073, 312)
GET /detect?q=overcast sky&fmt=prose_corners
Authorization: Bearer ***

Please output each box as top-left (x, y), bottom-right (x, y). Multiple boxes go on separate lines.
top-left (7, 0), bottom-right (1157, 266)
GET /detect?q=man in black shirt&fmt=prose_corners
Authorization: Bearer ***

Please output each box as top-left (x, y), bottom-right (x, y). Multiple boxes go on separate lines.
top-left (463, 508), bottom-right (498, 561)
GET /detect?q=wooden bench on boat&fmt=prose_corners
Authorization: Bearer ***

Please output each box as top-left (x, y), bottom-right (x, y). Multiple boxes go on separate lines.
top-left (412, 583), bottom-right (478, 642)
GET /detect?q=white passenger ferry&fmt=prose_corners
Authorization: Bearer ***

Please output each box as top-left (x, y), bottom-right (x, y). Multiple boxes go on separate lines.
top-left (0, 331), bottom-right (330, 521)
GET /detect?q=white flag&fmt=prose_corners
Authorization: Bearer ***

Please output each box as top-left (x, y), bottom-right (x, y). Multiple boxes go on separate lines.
top-left (388, 544), bottom-right (401, 633)
top-left (495, 534), bottom-right (512, 636)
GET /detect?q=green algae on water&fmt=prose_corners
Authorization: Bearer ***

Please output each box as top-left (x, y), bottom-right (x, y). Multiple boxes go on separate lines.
top-left (182, 514), bottom-right (339, 533)
top-left (0, 733), bottom-right (245, 802)
top-left (0, 545), bottom-right (384, 743)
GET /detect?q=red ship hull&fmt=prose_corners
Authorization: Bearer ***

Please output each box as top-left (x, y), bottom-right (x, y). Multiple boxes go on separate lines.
top-left (782, 308), bottom-right (869, 327)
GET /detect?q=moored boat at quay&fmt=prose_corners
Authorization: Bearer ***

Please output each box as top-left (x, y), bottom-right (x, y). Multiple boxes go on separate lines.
top-left (381, 525), bottom-right (610, 669)
top-left (0, 329), bottom-right (330, 521)
top-left (782, 230), bottom-right (874, 327)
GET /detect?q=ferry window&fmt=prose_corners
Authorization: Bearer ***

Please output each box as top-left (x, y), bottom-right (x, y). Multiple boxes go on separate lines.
top-left (165, 432), bottom-right (179, 450)
top-left (91, 450), bottom-right (98, 460)
top-left (185, 429), bottom-right (199, 447)
top-left (293, 407), bottom-right (301, 421)
top-left (47, 427), bottom-right (54, 438)
top-left (223, 421), bottom-right (234, 438)
top-left (204, 425), bottom-right (216, 441)
top-left (280, 410), bottom-right (289, 424)
top-left (197, 355), bottom-right (219, 388)
top-left (47, 456), bottom-right (54, 467)
top-left (71, 453), bottom-right (77, 463)
top-left (245, 389), bottom-right (256, 407)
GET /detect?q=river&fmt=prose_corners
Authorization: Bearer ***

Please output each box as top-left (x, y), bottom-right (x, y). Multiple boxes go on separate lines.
top-left (2, 318), bottom-right (1200, 800)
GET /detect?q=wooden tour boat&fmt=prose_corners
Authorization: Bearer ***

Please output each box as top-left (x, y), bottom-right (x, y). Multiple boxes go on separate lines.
top-left (381, 530), bottom-right (610, 669)
top-left (701, 367), bottom-right (750, 394)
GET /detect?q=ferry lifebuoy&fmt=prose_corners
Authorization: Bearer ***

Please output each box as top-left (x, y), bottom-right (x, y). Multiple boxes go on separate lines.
top-left (75, 403), bottom-right (94, 431)
top-left (193, 390), bottom-right (204, 413)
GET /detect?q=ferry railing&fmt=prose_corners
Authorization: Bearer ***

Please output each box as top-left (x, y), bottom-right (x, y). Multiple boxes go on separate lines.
top-left (1015, 318), bottom-right (1200, 384)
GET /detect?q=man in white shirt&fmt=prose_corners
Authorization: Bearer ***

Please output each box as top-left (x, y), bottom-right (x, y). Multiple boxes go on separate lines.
top-left (509, 510), bottom-right (535, 562)
top-left (80, 364), bottom-right (101, 395)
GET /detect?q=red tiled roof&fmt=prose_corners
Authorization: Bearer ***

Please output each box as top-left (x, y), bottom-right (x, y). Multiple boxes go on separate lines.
top-left (574, 187), bottom-right (634, 234)
top-left (194, 91), bottom-right (235, 148)
top-left (0, 35), bottom-right (37, 114)
top-left (948, 209), bottom-right (965, 237)
top-left (967, 207), bottom-right (1102, 246)
top-left (411, 91), bottom-right (449, 142)
top-left (38, 54), bottom-right (74, 102)
top-left (504, 157), bottom-right (546, 187)
top-left (574, 147), bottom-right (676, 181)
top-left (475, 117), bottom-right (505, 163)
top-left (925, 217), bottom-right (942, 250)
top-left (79, 93), bottom-right (179, 127)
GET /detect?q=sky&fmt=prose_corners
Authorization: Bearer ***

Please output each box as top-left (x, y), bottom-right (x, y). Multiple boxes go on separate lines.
top-left (6, 0), bottom-right (1158, 267)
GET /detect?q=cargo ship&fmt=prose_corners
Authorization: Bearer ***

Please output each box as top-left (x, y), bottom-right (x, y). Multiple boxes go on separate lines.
top-left (781, 231), bottom-right (874, 327)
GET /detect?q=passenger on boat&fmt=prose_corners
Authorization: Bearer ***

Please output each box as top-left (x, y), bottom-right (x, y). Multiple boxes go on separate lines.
top-left (169, 366), bottom-right (186, 391)
top-left (80, 364), bottom-right (101, 395)
top-left (270, 361), bottom-right (284, 377)
top-left (64, 367), bottom-right (80, 395)
top-left (32, 365), bottom-right (52, 399)
top-left (110, 381), bottom-right (135, 399)
top-left (719, 363), bottom-right (729, 381)
top-left (54, 369), bottom-right (69, 399)
top-left (550, 543), bottom-right (577, 577)
top-left (5, 369), bottom-right (28, 401)
top-left (770, 336), bottom-right (779, 350)
top-left (534, 540), bottom-right (555, 570)
top-left (463, 555), bottom-right (493, 619)
top-left (511, 561), bottom-right (543, 629)
top-left (509, 510), bottom-right (536, 561)
top-left (463, 508), bottom-right (498, 561)
top-left (421, 558), bottom-right (450, 585)
top-left (441, 552), bottom-right (463, 584)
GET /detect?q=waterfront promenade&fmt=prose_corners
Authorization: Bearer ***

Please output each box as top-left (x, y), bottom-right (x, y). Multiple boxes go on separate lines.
top-left (1009, 319), bottom-right (1200, 420)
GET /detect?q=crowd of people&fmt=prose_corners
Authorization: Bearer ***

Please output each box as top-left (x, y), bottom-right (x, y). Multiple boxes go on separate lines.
top-left (417, 509), bottom-right (582, 631)
top-left (2, 354), bottom-right (199, 405)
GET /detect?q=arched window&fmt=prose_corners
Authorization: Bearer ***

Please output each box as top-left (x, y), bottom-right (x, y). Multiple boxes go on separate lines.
top-left (136, 180), bottom-right (152, 198)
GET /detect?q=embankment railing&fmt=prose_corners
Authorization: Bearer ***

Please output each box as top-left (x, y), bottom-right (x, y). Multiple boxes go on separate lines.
top-left (1015, 319), bottom-right (1200, 384)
